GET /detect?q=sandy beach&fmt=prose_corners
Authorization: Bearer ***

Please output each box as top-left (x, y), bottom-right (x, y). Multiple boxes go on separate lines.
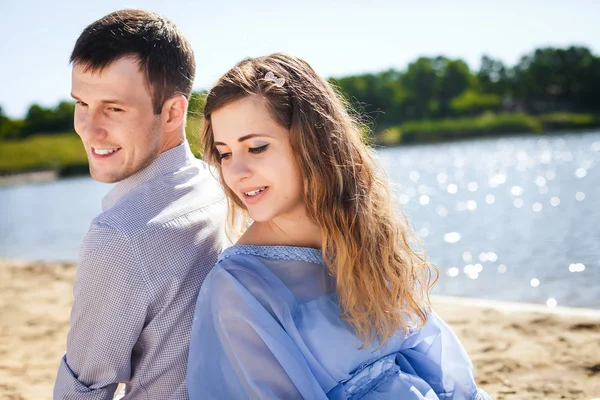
top-left (1, 259), bottom-right (599, 400)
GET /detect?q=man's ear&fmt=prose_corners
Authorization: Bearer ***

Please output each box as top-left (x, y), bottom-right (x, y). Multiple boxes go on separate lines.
top-left (161, 94), bottom-right (188, 132)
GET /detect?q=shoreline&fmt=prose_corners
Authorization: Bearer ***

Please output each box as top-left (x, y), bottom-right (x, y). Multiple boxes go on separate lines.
top-left (1, 127), bottom-right (599, 188)
top-left (0, 170), bottom-right (59, 186)
top-left (433, 295), bottom-right (600, 319)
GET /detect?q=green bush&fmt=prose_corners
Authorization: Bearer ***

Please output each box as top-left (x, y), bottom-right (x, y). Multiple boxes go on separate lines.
top-left (450, 90), bottom-right (502, 115)
top-left (539, 113), bottom-right (600, 131)
top-left (394, 113), bottom-right (542, 144)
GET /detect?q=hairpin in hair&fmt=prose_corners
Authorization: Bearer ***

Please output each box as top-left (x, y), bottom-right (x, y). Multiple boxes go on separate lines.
top-left (264, 71), bottom-right (285, 87)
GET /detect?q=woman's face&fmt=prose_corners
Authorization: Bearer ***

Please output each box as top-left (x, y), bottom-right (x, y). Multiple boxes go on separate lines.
top-left (211, 96), bottom-right (306, 225)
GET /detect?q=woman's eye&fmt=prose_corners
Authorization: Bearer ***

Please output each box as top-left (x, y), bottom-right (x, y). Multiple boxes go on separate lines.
top-left (219, 152), bottom-right (231, 161)
top-left (249, 144), bottom-right (269, 154)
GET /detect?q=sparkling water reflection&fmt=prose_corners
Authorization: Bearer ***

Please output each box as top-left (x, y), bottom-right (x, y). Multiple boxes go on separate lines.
top-left (378, 131), bottom-right (600, 309)
top-left (1, 131), bottom-right (600, 309)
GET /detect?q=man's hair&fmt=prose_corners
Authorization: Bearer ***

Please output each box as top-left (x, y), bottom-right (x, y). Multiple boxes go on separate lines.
top-left (70, 9), bottom-right (195, 114)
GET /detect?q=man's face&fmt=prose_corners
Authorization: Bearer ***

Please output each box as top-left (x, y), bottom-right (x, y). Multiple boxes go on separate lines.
top-left (71, 57), bottom-right (163, 183)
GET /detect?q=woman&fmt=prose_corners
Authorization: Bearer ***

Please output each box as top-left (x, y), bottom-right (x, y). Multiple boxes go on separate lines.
top-left (187, 53), bottom-right (490, 400)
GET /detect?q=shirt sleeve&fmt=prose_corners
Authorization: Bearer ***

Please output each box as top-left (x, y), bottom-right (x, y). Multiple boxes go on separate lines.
top-left (54, 223), bottom-right (147, 400)
top-left (186, 266), bottom-right (329, 400)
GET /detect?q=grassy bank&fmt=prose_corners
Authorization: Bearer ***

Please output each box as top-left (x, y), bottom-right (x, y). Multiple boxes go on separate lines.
top-left (0, 133), bottom-right (87, 173)
top-left (1, 113), bottom-right (599, 174)
top-left (0, 119), bottom-right (204, 175)
top-left (378, 112), bottom-right (600, 145)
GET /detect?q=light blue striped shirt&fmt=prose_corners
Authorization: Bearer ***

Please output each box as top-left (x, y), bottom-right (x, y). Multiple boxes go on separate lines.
top-left (54, 142), bottom-right (227, 399)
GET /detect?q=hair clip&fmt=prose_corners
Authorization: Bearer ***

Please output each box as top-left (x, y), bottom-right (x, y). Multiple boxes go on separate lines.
top-left (264, 71), bottom-right (285, 87)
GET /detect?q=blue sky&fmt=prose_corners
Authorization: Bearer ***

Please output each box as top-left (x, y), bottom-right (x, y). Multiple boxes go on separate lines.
top-left (1, 0), bottom-right (598, 118)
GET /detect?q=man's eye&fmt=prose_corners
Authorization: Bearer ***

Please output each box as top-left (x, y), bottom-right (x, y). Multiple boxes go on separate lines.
top-left (249, 144), bottom-right (269, 154)
top-left (75, 101), bottom-right (88, 107)
top-left (111, 107), bottom-right (124, 112)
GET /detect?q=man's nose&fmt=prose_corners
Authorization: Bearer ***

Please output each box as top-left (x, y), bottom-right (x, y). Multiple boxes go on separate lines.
top-left (76, 108), bottom-right (106, 140)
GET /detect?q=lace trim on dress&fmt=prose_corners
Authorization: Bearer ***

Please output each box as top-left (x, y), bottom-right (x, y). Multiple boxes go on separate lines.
top-left (218, 245), bottom-right (326, 265)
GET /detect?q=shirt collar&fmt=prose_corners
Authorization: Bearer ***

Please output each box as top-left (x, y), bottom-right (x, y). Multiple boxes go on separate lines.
top-left (102, 141), bottom-right (196, 212)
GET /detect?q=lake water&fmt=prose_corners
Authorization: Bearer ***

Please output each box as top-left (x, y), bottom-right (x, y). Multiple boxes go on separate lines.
top-left (1, 131), bottom-right (599, 309)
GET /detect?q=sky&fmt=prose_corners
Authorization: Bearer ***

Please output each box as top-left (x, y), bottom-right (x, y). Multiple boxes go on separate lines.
top-left (0, 0), bottom-right (598, 119)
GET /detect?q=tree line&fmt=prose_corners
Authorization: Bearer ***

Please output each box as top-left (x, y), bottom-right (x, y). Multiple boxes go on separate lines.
top-left (2, 45), bottom-right (599, 141)
top-left (332, 45), bottom-right (600, 130)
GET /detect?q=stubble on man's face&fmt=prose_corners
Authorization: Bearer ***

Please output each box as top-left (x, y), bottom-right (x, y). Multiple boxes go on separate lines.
top-left (87, 118), bottom-right (163, 183)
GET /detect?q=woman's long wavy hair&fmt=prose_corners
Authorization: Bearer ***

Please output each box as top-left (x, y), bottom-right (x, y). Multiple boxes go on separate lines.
top-left (201, 53), bottom-right (438, 347)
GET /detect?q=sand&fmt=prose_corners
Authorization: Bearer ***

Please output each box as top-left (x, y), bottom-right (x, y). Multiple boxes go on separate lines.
top-left (1, 259), bottom-right (599, 400)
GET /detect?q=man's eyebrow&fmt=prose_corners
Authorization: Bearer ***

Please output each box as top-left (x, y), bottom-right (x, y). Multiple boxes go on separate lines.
top-left (214, 133), bottom-right (272, 146)
top-left (101, 99), bottom-right (128, 105)
top-left (69, 93), bottom-right (127, 105)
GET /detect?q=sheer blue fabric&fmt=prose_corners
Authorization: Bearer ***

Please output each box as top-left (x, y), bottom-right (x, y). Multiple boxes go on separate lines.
top-left (187, 245), bottom-right (491, 399)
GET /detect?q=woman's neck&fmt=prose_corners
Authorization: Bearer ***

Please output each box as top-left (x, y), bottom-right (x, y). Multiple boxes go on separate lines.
top-left (236, 213), bottom-right (322, 249)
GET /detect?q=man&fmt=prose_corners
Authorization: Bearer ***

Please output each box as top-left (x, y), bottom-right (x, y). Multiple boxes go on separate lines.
top-left (54, 9), bottom-right (226, 399)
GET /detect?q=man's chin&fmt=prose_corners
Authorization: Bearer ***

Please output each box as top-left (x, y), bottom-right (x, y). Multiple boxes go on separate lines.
top-left (89, 167), bottom-right (129, 184)
top-left (90, 174), bottom-right (121, 184)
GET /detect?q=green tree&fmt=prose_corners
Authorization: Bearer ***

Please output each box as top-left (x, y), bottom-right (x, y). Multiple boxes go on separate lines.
top-left (54, 101), bottom-right (76, 130)
top-left (512, 46), bottom-right (600, 112)
top-left (400, 57), bottom-right (471, 119)
top-left (477, 56), bottom-right (511, 97)
top-left (333, 70), bottom-right (407, 128)
top-left (438, 59), bottom-right (471, 117)
top-left (401, 57), bottom-right (439, 119)
top-left (22, 101), bottom-right (75, 136)
top-left (0, 106), bottom-right (22, 140)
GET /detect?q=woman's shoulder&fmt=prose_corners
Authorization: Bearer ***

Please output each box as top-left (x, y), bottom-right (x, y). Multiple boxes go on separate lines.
top-left (204, 244), bottom-right (328, 309)
top-left (202, 245), bottom-right (317, 299)
top-left (214, 244), bottom-right (328, 299)
top-left (202, 248), bottom-right (267, 291)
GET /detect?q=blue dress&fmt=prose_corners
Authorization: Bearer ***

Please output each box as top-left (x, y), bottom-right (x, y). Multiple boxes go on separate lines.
top-left (187, 245), bottom-right (491, 399)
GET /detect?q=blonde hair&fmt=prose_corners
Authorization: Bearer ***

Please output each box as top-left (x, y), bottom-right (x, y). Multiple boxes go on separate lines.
top-left (201, 53), bottom-right (438, 347)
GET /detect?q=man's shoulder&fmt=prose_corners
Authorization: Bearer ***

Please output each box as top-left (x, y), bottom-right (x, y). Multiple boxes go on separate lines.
top-left (95, 161), bottom-right (226, 237)
top-left (79, 219), bottom-right (126, 258)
